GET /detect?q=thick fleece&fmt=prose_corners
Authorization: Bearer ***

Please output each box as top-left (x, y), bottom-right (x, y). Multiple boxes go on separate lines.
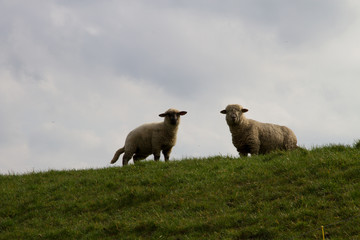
top-left (221, 104), bottom-right (297, 156)
top-left (111, 109), bottom-right (187, 165)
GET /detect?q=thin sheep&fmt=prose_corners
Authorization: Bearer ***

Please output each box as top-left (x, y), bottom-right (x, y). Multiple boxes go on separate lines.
top-left (220, 104), bottom-right (297, 156)
top-left (111, 108), bottom-right (187, 165)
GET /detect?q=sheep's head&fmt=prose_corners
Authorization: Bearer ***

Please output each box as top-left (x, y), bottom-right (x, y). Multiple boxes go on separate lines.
top-left (159, 109), bottom-right (187, 126)
top-left (220, 104), bottom-right (248, 125)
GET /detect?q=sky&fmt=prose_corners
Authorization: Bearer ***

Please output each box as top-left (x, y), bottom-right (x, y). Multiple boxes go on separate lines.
top-left (1, 0), bottom-right (360, 174)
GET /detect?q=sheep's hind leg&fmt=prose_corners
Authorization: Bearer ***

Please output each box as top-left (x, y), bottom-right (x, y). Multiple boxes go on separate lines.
top-left (122, 152), bottom-right (133, 166)
top-left (133, 154), bottom-right (148, 163)
top-left (111, 147), bottom-right (125, 164)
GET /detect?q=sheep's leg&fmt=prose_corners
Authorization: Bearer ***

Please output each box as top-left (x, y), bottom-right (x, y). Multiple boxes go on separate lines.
top-left (238, 152), bottom-right (250, 158)
top-left (151, 144), bottom-right (162, 161)
top-left (133, 154), bottom-right (141, 162)
top-left (249, 145), bottom-right (260, 156)
top-left (133, 154), bottom-right (148, 162)
top-left (122, 152), bottom-right (133, 166)
top-left (237, 146), bottom-right (250, 158)
top-left (162, 148), bottom-right (172, 162)
top-left (153, 152), bottom-right (161, 161)
top-left (243, 139), bottom-right (259, 156)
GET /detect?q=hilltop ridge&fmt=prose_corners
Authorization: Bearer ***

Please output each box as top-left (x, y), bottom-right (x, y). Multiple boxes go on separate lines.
top-left (1, 144), bottom-right (360, 239)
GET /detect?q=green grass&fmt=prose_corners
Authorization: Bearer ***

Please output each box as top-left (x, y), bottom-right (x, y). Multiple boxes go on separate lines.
top-left (1, 143), bottom-right (360, 239)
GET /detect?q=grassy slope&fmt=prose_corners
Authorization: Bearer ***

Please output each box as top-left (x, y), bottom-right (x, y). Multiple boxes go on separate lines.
top-left (1, 145), bottom-right (360, 239)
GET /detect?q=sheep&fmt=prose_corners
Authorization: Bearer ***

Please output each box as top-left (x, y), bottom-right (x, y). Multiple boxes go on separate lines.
top-left (111, 108), bottom-right (187, 165)
top-left (220, 104), bottom-right (297, 156)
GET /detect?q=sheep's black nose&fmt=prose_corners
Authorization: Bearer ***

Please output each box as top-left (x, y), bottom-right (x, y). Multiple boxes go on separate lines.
top-left (169, 115), bottom-right (178, 125)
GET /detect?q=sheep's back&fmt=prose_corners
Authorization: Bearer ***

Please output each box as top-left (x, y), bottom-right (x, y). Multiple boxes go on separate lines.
top-left (256, 121), bottom-right (297, 153)
top-left (125, 123), bottom-right (162, 154)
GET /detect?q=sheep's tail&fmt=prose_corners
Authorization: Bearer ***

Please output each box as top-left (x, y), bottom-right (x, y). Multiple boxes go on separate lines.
top-left (111, 147), bottom-right (125, 164)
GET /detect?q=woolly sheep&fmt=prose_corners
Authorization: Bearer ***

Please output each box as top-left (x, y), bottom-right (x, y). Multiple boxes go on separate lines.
top-left (220, 104), bottom-right (297, 156)
top-left (111, 108), bottom-right (187, 165)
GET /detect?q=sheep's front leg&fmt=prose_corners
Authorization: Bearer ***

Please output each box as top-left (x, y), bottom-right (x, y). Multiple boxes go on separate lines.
top-left (237, 146), bottom-right (250, 158)
top-left (249, 145), bottom-right (260, 156)
top-left (153, 149), bottom-right (161, 161)
top-left (162, 147), bottom-right (173, 162)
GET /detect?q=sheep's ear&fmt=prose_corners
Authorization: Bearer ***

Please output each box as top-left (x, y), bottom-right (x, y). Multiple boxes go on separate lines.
top-left (242, 108), bottom-right (248, 113)
top-left (220, 110), bottom-right (227, 114)
top-left (159, 113), bottom-right (167, 117)
top-left (178, 111), bottom-right (187, 116)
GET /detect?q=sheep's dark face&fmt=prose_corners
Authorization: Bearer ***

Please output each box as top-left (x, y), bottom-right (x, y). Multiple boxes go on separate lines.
top-left (159, 109), bottom-right (187, 126)
top-left (221, 104), bottom-right (248, 126)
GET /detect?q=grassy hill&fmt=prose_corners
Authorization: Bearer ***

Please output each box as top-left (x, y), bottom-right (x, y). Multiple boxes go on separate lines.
top-left (1, 143), bottom-right (360, 239)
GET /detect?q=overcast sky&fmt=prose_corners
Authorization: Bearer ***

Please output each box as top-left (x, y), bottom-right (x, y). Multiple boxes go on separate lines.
top-left (1, 0), bottom-right (359, 174)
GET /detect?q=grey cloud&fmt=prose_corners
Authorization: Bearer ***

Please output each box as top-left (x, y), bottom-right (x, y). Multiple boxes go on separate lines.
top-left (1, 1), bottom-right (207, 97)
top-left (166, 0), bottom-right (352, 46)
top-left (3, 0), bottom-right (351, 98)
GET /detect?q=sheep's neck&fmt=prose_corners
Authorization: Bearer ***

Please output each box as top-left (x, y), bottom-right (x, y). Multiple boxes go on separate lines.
top-left (163, 123), bottom-right (179, 135)
top-left (229, 117), bottom-right (249, 133)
